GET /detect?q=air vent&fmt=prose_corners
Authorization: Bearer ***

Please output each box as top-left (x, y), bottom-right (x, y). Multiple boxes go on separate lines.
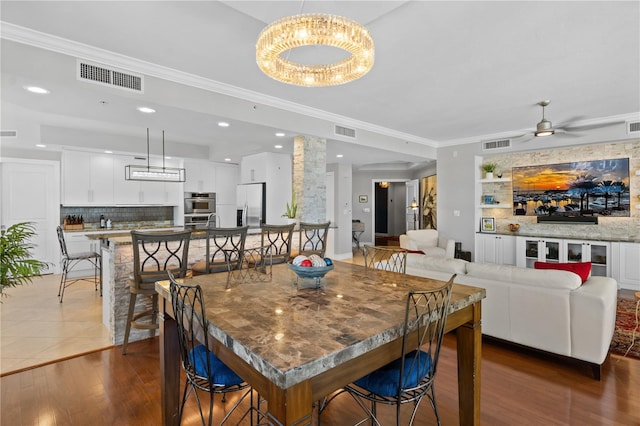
top-left (627, 120), bottom-right (640, 134)
top-left (0, 130), bottom-right (17, 138)
top-left (482, 138), bottom-right (511, 151)
top-left (77, 60), bottom-right (143, 92)
top-left (335, 125), bottom-right (356, 138)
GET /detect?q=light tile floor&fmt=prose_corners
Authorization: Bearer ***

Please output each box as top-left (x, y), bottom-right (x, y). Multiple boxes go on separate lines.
top-left (0, 273), bottom-right (112, 375)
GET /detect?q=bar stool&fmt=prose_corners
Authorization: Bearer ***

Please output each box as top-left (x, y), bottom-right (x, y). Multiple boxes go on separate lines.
top-left (291, 221), bottom-right (331, 259)
top-left (122, 230), bottom-right (191, 354)
top-left (56, 226), bottom-right (101, 303)
top-left (260, 223), bottom-right (295, 265)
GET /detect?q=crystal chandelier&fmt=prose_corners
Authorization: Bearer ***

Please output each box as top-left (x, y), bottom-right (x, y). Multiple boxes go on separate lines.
top-left (256, 14), bottom-right (374, 87)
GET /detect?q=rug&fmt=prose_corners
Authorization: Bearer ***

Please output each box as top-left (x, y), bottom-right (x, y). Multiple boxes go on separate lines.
top-left (609, 297), bottom-right (640, 359)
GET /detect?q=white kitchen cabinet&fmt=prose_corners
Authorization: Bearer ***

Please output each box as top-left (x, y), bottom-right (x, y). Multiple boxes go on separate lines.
top-left (62, 150), bottom-right (114, 205)
top-left (564, 239), bottom-right (610, 277)
top-left (184, 160), bottom-right (216, 193)
top-left (215, 164), bottom-right (239, 205)
top-left (612, 242), bottom-right (640, 290)
top-left (475, 233), bottom-right (516, 265)
top-left (516, 236), bottom-right (564, 268)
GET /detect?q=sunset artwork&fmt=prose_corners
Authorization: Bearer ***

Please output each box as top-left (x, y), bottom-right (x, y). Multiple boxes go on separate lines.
top-left (512, 158), bottom-right (630, 217)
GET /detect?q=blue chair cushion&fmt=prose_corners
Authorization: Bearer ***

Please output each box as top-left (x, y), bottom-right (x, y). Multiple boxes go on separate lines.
top-left (353, 350), bottom-right (431, 397)
top-left (189, 344), bottom-right (244, 387)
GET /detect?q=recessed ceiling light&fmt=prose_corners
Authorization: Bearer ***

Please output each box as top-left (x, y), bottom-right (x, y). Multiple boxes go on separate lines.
top-left (25, 86), bottom-right (49, 94)
top-left (275, 132), bottom-right (285, 137)
top-left (137, 106), bottom-right (156, 114)
top-left (224, 158), bottom-right (232, 162)
top-left (35, 144), bottom-right (46, 148)
top-left (104, 150), bottom-right (113, 154)
top-left (274, 145), bottom-right (283, 149)
top-left (336, 154), bottom-right (344, 158)
top-left (218, 122), bottom-right (230, 127)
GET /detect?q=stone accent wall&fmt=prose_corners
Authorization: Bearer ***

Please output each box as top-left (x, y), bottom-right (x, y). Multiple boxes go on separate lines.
top-left (483, 140), bottom-right (640, 240)
top-left (293, 135), bottom-right (326, 223)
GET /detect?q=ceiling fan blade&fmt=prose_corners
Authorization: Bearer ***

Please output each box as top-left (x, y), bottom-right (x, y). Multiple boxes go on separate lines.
top-left (554, 130), bottom-right (582, 138)
top-left (561, 120), bottom-right (625, 131)
top-left (512, 133), bottom-right (535, 143)
top-left (554, 116), bottom-right (588, 128)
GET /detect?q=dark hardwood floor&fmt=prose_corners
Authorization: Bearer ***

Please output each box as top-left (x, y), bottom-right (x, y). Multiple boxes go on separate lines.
top-left (2, 332), bottom-right (639, 425)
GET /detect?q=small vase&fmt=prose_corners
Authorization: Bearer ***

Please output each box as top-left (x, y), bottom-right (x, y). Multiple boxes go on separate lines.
top-left (485, 172), bottom-right (494, 180)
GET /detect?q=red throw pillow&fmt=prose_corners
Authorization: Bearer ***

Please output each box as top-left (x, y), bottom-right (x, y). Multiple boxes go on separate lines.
top-left (406, 249), bottom-right (425, 255)
top-left (534, 261), bottom-right (592, 283)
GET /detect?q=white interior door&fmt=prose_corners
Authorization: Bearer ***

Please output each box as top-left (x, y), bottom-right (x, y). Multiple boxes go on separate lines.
top-left (1, 159), bottom-right (60, 272)
top-left (405, 179), bottom-right (419, 231)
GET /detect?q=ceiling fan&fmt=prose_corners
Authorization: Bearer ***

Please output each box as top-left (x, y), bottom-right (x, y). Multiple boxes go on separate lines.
top-left (513, 100), bottom-right (624, 143)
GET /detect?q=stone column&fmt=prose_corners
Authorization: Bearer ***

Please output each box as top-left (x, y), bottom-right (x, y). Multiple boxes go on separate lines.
top-left (293, 135), bottom-right (326, 223)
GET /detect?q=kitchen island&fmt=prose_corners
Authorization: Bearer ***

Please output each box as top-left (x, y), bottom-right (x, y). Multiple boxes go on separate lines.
top-left (90, 229), bottom-right (267, 345)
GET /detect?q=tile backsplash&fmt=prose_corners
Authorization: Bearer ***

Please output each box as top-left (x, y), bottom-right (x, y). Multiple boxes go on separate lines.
top-left (61, 206), bottom-right (174, 228)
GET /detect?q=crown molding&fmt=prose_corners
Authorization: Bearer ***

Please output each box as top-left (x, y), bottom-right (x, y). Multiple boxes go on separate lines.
top-left (1, 22), bottom-right (438, 148)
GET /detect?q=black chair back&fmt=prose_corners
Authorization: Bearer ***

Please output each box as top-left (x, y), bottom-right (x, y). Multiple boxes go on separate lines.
top-left (260, 223), bottom-right (295, 264)
top-left (298, 221), bottom-right (330, 257)
top-left (131, 230), bottom-right (191, 289)
top-left (203, 226), bottom-right (248, 273)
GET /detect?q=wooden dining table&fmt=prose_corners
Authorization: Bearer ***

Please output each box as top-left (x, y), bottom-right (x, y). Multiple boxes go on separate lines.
top-left (156, 261), bottom-right (485, 425)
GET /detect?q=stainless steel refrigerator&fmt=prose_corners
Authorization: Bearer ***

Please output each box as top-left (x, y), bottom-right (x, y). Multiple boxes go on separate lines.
top-left (236, 182), bottom-right (266, 229)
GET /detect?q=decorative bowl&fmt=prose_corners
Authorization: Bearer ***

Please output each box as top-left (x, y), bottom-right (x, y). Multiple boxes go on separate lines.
top-left (287, 263), bottom-right (334, 279)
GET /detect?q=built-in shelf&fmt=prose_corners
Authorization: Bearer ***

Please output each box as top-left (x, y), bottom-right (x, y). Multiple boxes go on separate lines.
top-left (480, 204), bottom-right (511, 209)
top-left (478, 177), bottom-right (511, 183)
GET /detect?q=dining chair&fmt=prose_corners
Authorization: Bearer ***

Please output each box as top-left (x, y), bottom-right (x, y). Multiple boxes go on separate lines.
top-left (122, 230), bottom-right (191, 355)
top-left (291, 221), bottom-right (330, 258)
top-left (56, 226), bottom-right (101, 303)
top-left (167, 272), bottom-right (253, 425)
top-left (363, 245), bottom-right (408, 274)
top-left (260, 223), bottom-right (295, 265)
top-left (191, 226), bottom-right (248, 277)
top-left (319, 275), bottom-right (455, 426)
top-left (229, 245), bottom-right (273, 283)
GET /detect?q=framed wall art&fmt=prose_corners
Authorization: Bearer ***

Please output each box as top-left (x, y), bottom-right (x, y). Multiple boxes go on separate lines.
top-left (481, 217), bottom-right (496, 233)
top-left (421, 174), bottom-right (437, 229)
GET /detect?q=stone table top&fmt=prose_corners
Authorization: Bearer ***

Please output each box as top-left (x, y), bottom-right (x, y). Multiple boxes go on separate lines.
top-left (156, 261), bottom-right (485, 390)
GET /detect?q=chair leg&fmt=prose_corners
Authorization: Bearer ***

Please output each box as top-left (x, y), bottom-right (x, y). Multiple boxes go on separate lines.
top-left (122, 292), bottom-right (137, 354)
top-left (58, 260), bottom-right (69, 303)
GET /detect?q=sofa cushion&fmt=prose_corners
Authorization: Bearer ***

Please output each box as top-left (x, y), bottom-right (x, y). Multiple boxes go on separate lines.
top-left (407, 230), bottom-right (438, 247)
top-left (466, 262), bottom-right (582, 290)
top-left (407, 254), bottom-right (468, 275)
top-left (534, 261), bottom-right (591, 283)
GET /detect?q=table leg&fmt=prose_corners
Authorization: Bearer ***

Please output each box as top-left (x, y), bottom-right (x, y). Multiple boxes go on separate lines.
top-left (159, 298), bottom-right (180, 426)
top-left (456, 301), bottom-right (482, 426)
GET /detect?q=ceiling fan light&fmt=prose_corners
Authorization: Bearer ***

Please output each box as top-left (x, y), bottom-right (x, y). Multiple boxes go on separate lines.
top-left (535, 118), bottom-right (555, 137)
top-left (535, 129), bottom-right (555, 137)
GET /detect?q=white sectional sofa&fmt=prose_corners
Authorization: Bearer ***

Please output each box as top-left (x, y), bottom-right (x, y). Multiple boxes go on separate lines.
top-left (403, 253), bottom-right (618, 379)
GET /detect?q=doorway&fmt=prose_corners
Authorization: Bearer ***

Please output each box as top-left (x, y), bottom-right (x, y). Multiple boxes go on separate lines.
top-left (374, 184), bottom-right (388, 234)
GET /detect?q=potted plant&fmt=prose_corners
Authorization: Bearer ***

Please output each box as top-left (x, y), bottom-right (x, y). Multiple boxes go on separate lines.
top-left (1, 222), bottom-right (49, 300)
top-left (282, 193), bottom-right (298, 224)
top-left (482, 162), bottom-right (498, 179)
